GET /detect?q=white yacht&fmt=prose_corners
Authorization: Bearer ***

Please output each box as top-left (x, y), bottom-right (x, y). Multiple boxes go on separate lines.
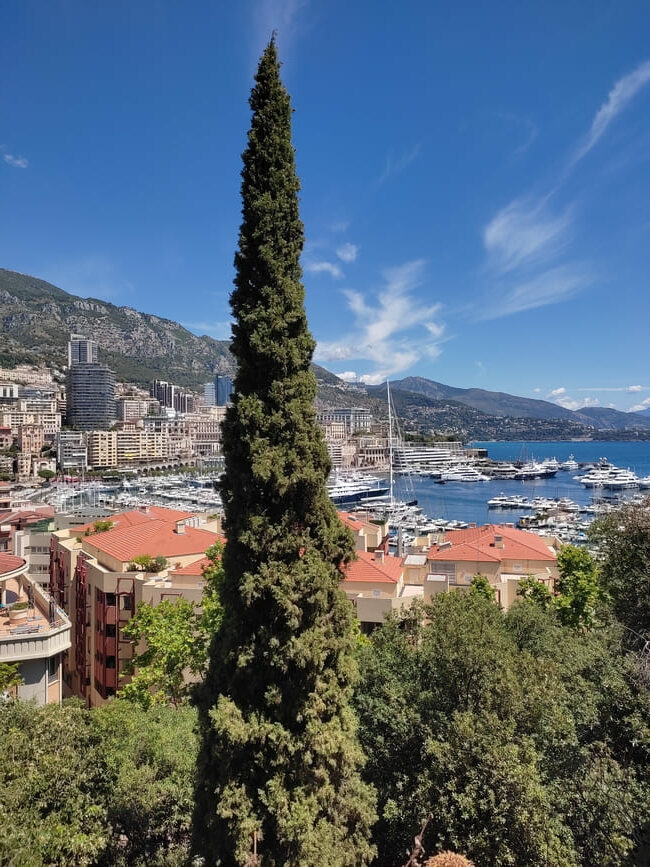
top-left (441, 465), bottom-right (489, 482)
top-left (560, 455), bottom-right (579, 472)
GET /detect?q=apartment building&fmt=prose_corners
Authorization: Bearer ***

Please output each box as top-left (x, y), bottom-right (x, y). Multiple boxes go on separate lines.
top-left (56, 431), bottom-right (88, 473)
top-left (87, 431), bottom-right (118, 468)
top-left (425, 524), bottom-right (559, 609)
top-left (49, 505), bottom-right (222, 706)
top-left (66, 363), bottom-right (116, 430)
top-left (0, 553), bottom-right (71, 705)
top-left (18, 424), bottom-right (45, 455)
top-left (316, 407), bottom-right (373, 434)
top-left (0, 409), bottom-right (61, 439)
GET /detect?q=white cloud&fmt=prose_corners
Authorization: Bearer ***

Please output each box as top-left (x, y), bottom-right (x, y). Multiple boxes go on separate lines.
top-left (476, 361), bottom-right (486, 375)
top-left (629, 397), bottom-right (650, 412)
top-left (533, 387), bottom-right (541, 393)
top-left (628, 384), bottom-right (643, 392)
top-left (3, 153), bottom-right (28, 168)
top-left (551, 393), bottom-right (600, 411)
top-left (336, 243), bottom-right (358, 263)
top-left (304, 260), bottom-right (343, 279)
top-left (379, 143), bottom-right (422, 184)
top-left (338, 371), bottom-right (358, 383)
top-left (548, 387), bottom-right (566, 398)
top-left (484, 197), bottom-right (573, 275)
top-left (315, 259), bottom-right (445, 383)
top-left (572, 59), bottom-right (650, 165)
top-left (480, 264), bottom-right (590, 319)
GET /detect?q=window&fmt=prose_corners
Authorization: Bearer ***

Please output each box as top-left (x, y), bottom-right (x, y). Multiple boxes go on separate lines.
top-left (106, 656), bottom-right (116, 669)
top-left (106, 593), bottom-right (116, 606)
top-left (48, 655), bottom-right (59, 681)
top-left (121, 595), bottom-right (132, 611)
top-left (106, 623), bottom-right (116, 638)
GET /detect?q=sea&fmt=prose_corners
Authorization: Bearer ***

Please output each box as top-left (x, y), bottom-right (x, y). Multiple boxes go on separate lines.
top-left (390, 441), bottom-right (650, 527)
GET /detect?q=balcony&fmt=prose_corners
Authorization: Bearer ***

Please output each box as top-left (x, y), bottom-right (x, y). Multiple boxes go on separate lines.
top-left (0, 572), bottom-right (71, 663)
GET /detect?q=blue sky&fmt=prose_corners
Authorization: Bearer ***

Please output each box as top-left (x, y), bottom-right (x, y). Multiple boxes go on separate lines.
top-left (2, 1), bottom-right (650, 412)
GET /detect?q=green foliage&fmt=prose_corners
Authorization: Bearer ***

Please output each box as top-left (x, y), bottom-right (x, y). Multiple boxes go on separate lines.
top-left (355, 593), bottom-right (650, 866)
top-left (193, 38), bottom-right (375, 866)
top-left (92, 700), bottom-right (197, 865)
top-left (468, 573), bottom-right (496, 601)
top-left (517, 575), bottom-right (554, 609)
top-left (92, 519), bottom-right (114, 533)
top-left (121, 599), bottom-right (204, 709)
top-left (128, 553), bottom-right (168, 573)
top-left (120, 544), bottom-right (224, 709)
top-left (0, 699), bottom-right (110, 865)
top-left (591, 503), bottom-right (650, 635)
top-left (0, 698), bottom-right (197, 866)
top-left (38, 468), bottom-right (56, 479)
top-left (555, 545), bottom-right (606, 629)
top-left (0, 661), bottom-right (22, 692)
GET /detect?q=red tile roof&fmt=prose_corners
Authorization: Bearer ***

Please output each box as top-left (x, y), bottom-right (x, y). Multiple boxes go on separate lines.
top-left (343, 550), bottom-right (404, 584)
top-left (169, 537), bottom-right (225, 576)
top-left (74, 505), bottom-right (196, 535)
top-left (428, 525), bottom-right (556, 564)
top-left (0, 553), bottom-right (26, 577)
top-left (83, 520), bottom-right (219, 564)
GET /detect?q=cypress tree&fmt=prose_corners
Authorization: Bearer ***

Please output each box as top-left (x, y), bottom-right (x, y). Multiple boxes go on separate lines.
top-left (193, 38), bottom-right (376, 866)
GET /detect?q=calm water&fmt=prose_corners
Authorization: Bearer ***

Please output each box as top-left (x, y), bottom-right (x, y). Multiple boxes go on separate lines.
top-left (391, 441), bottom-right (650, 526)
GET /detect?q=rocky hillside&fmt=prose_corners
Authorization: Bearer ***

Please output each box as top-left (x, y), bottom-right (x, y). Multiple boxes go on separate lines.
top-left (0, 268), bottom-right (235, 388)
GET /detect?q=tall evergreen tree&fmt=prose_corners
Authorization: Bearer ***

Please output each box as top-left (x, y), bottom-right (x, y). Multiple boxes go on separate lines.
top-left (193, 38), bottom-right (376, 866)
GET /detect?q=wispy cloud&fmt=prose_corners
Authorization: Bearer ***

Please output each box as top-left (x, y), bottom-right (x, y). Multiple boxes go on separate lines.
top-left (3, 152), bottom-right (28, 169)
top-left (315, 259), bottom-right (445, 384)
top-left (548, 387), bottom-right (566, 398)
top-left (304, 260), bottom-right (343, 279)
top-left (183, 320), bottom-right (232, 340)
top-left (378, 143), bottom-right (422, 184)
top-left (478, 59), bottom-right (650, 320)
top-left (484, 196), bottom-right (573, 275)
top-left (479, 264), bottom-right (590, 320)
top-left (253, 0), bottom-right (310, 58)
top-left (572, 59), bottom-right (650, 166)
top-left (336, 243), bottom-right (358, 263)
top-left (497, 112), bottom-right (538, 158)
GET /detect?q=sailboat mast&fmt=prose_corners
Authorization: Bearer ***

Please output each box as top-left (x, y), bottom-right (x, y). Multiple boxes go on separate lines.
top-left (387, 379), bottom-right (394, 504)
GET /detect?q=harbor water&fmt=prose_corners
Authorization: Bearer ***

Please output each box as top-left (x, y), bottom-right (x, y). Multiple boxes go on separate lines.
top-left (392, 441), bottom-right (650, 527)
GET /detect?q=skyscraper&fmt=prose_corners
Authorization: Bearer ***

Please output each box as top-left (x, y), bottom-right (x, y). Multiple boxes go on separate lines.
top-left (66, 364), bottom-right (116, 430)
top-left (215, 374), bottom-right (233, 406)
top-left (68, 334), bottom-right (98, 366)
top-left (65, 335), bottom-right (115, 430)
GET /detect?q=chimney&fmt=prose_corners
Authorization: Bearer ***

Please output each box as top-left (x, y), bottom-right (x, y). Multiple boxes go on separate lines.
top-left (174, 520), bottom-right (186, 535)
top-left (494, 534), bottom-right (504, 549)
top-left (374, 549), bottom-right (385, 563)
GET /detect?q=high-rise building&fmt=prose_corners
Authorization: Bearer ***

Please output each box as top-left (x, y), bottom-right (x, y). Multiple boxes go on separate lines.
top-left (66, 364), bottom-right (116, 430)
top-left (215, 374), bottom-right (233, 406)
top-left (204, 382), bottom-right (216, 406)
top-left (68, 334), bottom-right (98, 366)
top-left (149, 380), bottom-right (176, 408)
top-left (56, 431), bottom-right (88, 473)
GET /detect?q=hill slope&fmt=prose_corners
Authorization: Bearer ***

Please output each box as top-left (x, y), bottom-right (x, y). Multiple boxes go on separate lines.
top-left (0, 268), bottom-right (236, 388)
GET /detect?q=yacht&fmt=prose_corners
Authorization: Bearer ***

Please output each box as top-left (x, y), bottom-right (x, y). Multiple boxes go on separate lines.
top-left (441, 465), bottom-right (490, 482)
top-left (514, 461), bottom-right (558, 480)
top-left (560, 455), bottom-right (579, 472)
top-left (326, 473), bottom-right (389, 505)
top-left (577, 466), bottom-right (639, 490)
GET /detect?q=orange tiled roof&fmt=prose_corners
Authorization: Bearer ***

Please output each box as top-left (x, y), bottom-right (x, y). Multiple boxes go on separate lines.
top-left (0, 553), bottom-right (26, 577)
top-left (74, 505), bottom-right (196, 535)
top-left (343, 550), bottom-right (404, 584)
top-left (428, 524), bottom-right (556, 563)
top-left (169, 537), bottom-right (226, 576)
top-left (83, 520), bottom-right (218, 564)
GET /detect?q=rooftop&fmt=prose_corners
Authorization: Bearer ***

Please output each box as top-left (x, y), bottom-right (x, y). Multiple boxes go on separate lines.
top-left (428, 524), bottom-right (557, 563)
top-left (74, 505), bottom-right (195, 535)
top-left (83, 520), bottom-right (219, 564)
top-left (343, 550), bottom-right (404, 584)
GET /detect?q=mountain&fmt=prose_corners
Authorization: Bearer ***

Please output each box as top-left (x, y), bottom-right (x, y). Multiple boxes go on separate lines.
top-left (576, 406), bottom-right (650, 430)
top-left (391, 376), bottom-right (650, 431)
top-left (0, 267), bottom-right (346, 391)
